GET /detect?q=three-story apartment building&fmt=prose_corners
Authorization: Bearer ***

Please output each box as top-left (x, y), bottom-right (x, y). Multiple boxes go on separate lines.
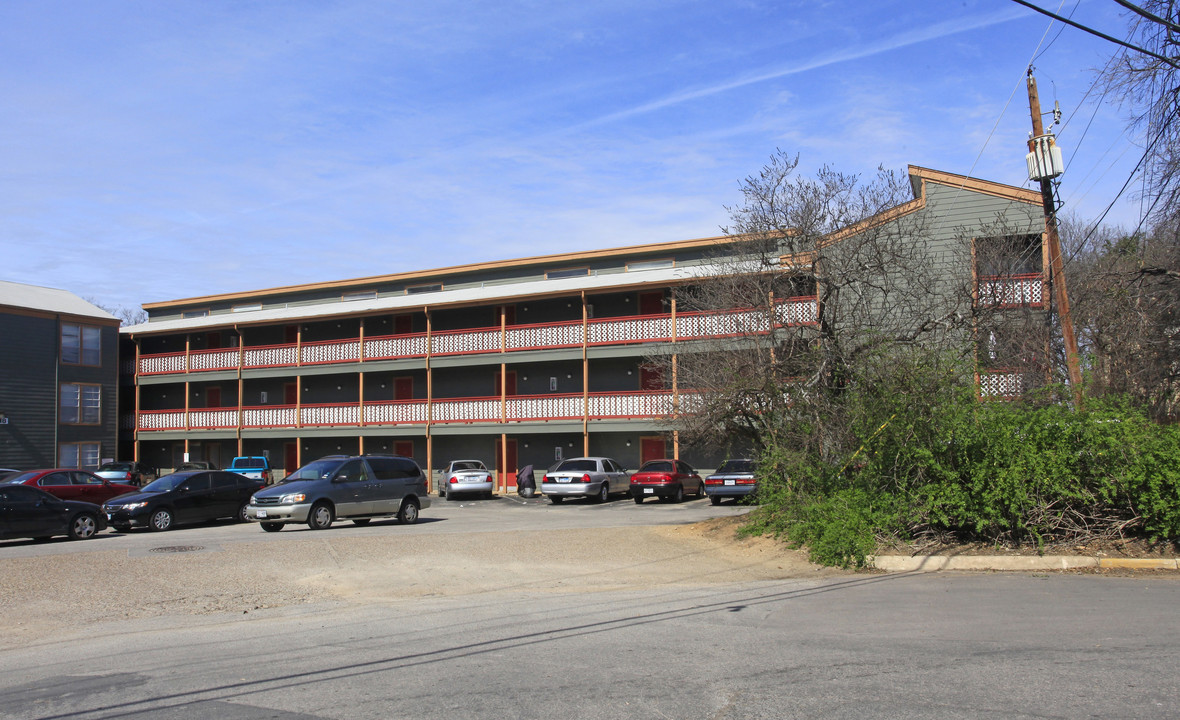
top-left (120, 166), bottom-right (1049, 488)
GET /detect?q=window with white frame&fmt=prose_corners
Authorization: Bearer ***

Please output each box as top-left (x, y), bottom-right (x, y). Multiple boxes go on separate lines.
top-left (61, 323), bottom-right (102, 365)
top-left (59, 442), bottom-right (101, 469)
top-left (61, 384), bottom-right (101, 424)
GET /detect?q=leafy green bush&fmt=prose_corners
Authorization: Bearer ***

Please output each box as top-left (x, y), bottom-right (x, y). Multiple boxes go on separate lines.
top-left (743, 369), bottom-right (1180, 567)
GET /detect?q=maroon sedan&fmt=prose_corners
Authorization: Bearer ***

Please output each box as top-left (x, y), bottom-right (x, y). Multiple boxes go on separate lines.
top-left (0, 469), bottom-right (139, 506)
top-left (630, 459), bottom-right (705, 503)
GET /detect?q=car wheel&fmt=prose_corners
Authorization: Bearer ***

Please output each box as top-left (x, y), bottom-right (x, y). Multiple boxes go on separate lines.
top-left (672, 485), bottom-right (685, 503)
top-left (398, 499), bottom-right (420, 524)
top-left (445, 488), bottom-right (455, 501)
top-left (149, 508), bottom-right (173, 532)
top-left (352, 518), bottom-right (371, 526)
top-left (260, 522), bottom-right (284, 532)
top-left (597, 483), bottom-right (609, 503)
top-left (550, 495), bottom-right (564, 504)
top-left (68, 513), bottom-right (99, 540)
top-left (710, 495), bottom-right (721, 506)
top-left (696, 482), bottom-right (706, 499)
top-left (633, 495), bottom-right (644, 504)
top-left (237, 502), bottom-right (250, 523)
top-left (307, 502), bottom-right (334, 530)
top-left (439, 485), bottom-right (447, 499)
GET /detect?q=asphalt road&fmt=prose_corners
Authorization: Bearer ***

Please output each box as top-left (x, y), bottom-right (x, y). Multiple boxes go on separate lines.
top-left (2, 494), bottom-right (1179, 719)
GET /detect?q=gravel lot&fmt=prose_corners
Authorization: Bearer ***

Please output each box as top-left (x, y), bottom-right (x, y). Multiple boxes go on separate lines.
top-left (0, 513), bottom-right (844, 650)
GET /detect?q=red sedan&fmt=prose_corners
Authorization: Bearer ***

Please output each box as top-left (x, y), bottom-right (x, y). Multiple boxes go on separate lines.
top-left (629, 459), bottom-right (704, 503)
top-left (0, 469), bottom-right (139, 506)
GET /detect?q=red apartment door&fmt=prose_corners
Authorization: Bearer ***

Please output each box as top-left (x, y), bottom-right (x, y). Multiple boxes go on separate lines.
top-left (206, 387), bottom-right (221, 408)
top-left (494, 371), bottom-right (517, 397)
top-left (206, 332), bottom-right (222, 349)
top-left (284, 383), bottom-right (298, 405)
top-left (495, 440), bottom-right (518, 492)
top-left (394, 440), bottom-right (414, 459)
top-left (639, 366), bottom-right (663, 390)
top-left (394, 377), bottom-right (414, 400)
top-left (285, 325), bottom-right (299, 344)
top-left (639, 292), bottom-right (663, 316)
top-left (641, 437), bottom-right (666, 464)
top-left (394, 315), bottom-right (413, 335)
top-left (501, 305), bottom-right (516, 325)
top-left (284, 442), bottom-right (298, 479)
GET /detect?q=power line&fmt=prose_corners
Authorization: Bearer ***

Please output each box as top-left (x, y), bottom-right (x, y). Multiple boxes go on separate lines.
top-left (1112, 0), bottom-right (1180, 33)
top-left (1008, 0), bottom-right (1180, 68)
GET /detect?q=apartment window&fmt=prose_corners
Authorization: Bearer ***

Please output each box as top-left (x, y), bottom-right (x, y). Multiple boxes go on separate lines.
top-left (342, 291), bottom-right (377, 302)
top-left (546, 267), bottom-right (590, 280)
top-left (61, 323), bottom-right (101, 365)
top-left (182, 310), bottom-right (209, 319)
top-left (60, 442), bottom-right (101, 469)
top-left (626, 259), bottom-right (673, 272)
top-left (232, 303), bottom-right (263, 313)
top-left (406, 284), bottom-right (443, 295)
top-left (61, 384), bottom-right (101, 424)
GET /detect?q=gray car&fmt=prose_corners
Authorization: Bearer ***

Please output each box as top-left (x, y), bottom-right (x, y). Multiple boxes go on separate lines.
top-left (703, 459), bottom-right (758, 505)
top-left (245, 454), bottom-right (431, 531)
top-left (540, 456), bottom-right (629, 504)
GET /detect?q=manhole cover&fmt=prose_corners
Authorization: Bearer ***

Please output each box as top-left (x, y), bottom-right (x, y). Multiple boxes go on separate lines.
top-left (149, 545), bottom-right (205, 554)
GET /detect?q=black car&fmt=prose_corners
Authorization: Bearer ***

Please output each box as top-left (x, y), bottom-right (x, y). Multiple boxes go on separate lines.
top-left (0, 485), bottom-right (106, 541)
top-left (102, 470), bottom-right (265, 532)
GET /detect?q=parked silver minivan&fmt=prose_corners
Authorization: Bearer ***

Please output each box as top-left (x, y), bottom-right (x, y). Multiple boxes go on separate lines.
top-left (245, 454), bottom-right (430, 531)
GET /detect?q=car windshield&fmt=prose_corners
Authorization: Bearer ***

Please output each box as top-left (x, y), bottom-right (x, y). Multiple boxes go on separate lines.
top-left (99, 462), bottom-right (132, 471)
top-left (0, 472), bottom-right (39, 485)
top-left (141, 474), bottom-right (193, 492)
top-left (717, 460), bottom-right (755, 474)
top-left (451, 461), bottom-right (485, 471)
top-left (232, 458), bottom-right (266, 468)
top-left (640, 461), bottom-right (674, 472)
top-left (284, 459), bottom-right (347, 481)
top-left (555, 459), bottom-right (597, 472)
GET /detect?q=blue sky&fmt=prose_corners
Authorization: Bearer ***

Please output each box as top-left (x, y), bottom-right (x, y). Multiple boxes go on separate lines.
top-left (0, 1), bottom-right (1144, 313)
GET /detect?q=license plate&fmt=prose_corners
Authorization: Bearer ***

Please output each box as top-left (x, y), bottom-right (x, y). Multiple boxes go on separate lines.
top-left (557, 477), bottom-right (571, 483)
top-left (256, 510), bottom-right (268, 518)
top-left (644, 488), bottom-right (654, 494)
top-left (724, 479), bottom-right (736, 486)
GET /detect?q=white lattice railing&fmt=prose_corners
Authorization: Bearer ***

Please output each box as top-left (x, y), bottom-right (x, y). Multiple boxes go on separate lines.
top-left (587, 315), bottom-right (671, 345)
top-left (139, 353), bottom-right (186, 375)
top-left (365, 400), bottom-right (428, 424)
top-left (187, 408), bottom-right (238, 428)
top-left (777, 296), bottom-right (819, 325)
top-left (587, 391), bottom-right (674, 419)
top-left (365, 334), bottom-right (429, 360)
top-left (432, 397), bottom-right (501, 423)
top-left (301, 404), bottom-right (360, 426)
top-left (243, 345), bottom-right (298, 369)
top-left (432, 327), bottom-right (501, 356)
top-left (505, 394), bottom-right (584, 421)
top-left (977, 274), bottom-right (1044, 308)
top-left (139, 410), bottom-right (186, 430)
top-left (979, 371), bottom-right (1024, 398)
top-left (301, 339), bottom-right (361, 365)
top-left (187, 349), bottom-right (238, 372)
top-left (242, 406), bottom-right (297, 427)
top-left (505, 321), bottom-right (583, 351)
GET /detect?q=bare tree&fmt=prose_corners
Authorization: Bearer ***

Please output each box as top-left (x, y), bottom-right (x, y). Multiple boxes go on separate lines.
top-left (661, 152), bottom-right (984, 464)
top-left (86, 299), bottom-right (148, 326)
top-left (1098, 1), bottom-right (1180, 222)
top-left (1064, 212), bottom-right (1180, 419)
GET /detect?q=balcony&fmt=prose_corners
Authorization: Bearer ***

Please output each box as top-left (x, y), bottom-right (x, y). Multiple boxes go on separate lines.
top-left (136, 298), bottom-right (819, 376)
top-left (977, 274), bottom-right (1044, 309)
top-left (135, 390), bottom-right (683, 432)
top-left (978, 370), bottom-right (1024, 399)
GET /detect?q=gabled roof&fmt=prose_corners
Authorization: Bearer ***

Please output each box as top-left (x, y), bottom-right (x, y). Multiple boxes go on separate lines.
top-left (0, 280), bottom-right (119, 322)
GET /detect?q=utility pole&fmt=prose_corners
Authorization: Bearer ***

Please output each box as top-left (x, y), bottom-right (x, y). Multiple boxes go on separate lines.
top-left (1026, 69), bottom-right (1084, 405)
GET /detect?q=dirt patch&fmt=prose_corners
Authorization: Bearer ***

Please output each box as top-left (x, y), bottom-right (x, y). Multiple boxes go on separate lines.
top-left (0, 519), bottom-right (842, 649)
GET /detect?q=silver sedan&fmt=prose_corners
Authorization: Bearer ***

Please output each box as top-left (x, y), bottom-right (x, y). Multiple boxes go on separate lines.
top-left (439, 460), bottom-right (494, 500)
top-left (540, 457), bottom-right (629, 504)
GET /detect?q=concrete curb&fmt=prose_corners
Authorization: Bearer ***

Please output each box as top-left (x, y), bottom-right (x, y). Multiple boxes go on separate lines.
top-left (870, 555), bottom-right (1180, 572)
